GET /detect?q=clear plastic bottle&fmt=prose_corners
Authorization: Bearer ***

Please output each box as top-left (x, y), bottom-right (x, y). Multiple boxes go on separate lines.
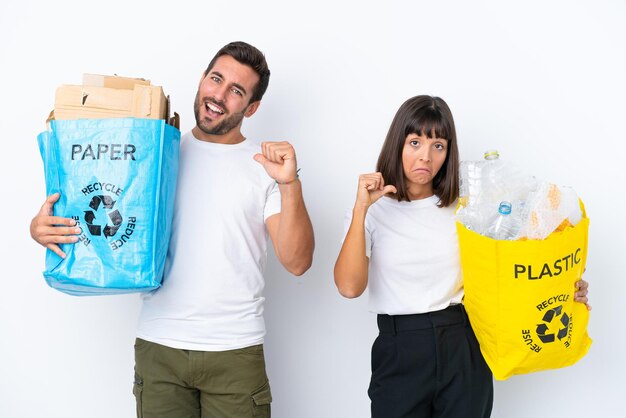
top-left (459, 161), bottom-right (481, 206)
top-left (481, 149), bottom-right (506, 203)
top-left (486, 201), bottom-right (522, 240)
top-left (457, 149), bottom-right (536, 237)
top-left (460, 150), bottom-right (506, 235)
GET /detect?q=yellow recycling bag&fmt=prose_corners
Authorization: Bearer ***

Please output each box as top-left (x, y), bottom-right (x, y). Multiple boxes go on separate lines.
top-left (456, 203), bottom-right (592, 380)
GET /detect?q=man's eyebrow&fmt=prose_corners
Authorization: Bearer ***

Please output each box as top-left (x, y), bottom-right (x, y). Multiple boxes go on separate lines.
top-left (209, 71), bottom-right (247, 96)
top-left (231, 83), bottom-right (247, 96)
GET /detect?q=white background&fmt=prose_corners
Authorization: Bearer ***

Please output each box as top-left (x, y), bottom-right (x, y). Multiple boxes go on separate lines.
top-left (1, 1), bottom-right (624, 417)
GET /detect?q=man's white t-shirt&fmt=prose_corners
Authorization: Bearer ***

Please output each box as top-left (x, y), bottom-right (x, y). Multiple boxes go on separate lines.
top-left (137, 131), bottom-right (281, 351)
top-left (344, 195), bottom-right (464, 315)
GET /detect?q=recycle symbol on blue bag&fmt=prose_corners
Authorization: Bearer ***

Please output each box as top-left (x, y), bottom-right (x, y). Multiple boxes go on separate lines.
top-left (535, 305), bottom-right (570, 344)
top-left (84, 195), bottom-right (123, 238)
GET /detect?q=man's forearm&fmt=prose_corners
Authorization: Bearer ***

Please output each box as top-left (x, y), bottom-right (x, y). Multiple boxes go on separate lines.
top-left (275, 180), bottom-right (314, 275)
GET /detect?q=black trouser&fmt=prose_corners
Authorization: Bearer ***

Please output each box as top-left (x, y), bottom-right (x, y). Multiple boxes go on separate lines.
top-left (369, 304), bottom-right (493, 418)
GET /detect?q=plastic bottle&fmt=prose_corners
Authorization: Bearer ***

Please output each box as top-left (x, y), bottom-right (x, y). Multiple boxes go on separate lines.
top-left (459, 161), bottom-right (481, 206)
top-left (468, 150), bottom-right (507, 235)
top-left (457, 149), bottom-right (536, 237)
top-left (481, 149), bottom-right (506, 201)
top-left (486, 201), bottom-right (522, 240)
top-left (481, 150), bottom-right (535, 222)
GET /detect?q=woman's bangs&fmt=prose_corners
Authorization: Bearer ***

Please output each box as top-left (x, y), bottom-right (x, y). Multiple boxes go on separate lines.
top-left (407, 110), bottom-right (452, 141)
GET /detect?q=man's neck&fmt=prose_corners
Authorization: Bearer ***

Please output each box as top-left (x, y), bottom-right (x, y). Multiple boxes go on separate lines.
top-left (192, 126), bottom-right (246, 145)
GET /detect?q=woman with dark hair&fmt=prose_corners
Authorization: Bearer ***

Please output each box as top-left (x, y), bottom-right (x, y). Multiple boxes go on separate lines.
top-left (334, 95), bottom-right (590, 417)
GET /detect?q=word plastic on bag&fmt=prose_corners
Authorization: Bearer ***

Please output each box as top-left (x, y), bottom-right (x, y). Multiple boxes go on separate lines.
top-left (513, 248), bottom-right (582, 280)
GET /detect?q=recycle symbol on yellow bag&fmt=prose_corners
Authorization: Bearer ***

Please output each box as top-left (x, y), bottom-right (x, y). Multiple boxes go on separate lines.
top-left (536, 305), bottom-right (570, 344)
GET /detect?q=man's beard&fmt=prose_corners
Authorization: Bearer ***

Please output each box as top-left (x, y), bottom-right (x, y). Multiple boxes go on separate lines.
top-left (194, 93), bottom-right (246, 136)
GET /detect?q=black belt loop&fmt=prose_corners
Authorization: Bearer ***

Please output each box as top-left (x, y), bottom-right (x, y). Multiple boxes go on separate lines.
top-left (459, 304), bottom-right (468, 326)
top-left (391, 316), bottom-right (397, 335)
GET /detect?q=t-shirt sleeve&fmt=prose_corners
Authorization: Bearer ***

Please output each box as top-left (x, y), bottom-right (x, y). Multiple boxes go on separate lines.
top-left (342, 208), bottom-right (372, 258)
top-left (264, 181), bottom-right (282, 220)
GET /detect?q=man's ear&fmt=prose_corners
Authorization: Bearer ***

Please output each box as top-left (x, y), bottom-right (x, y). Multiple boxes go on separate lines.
top-left (244, 101), bottom-right (261, 118)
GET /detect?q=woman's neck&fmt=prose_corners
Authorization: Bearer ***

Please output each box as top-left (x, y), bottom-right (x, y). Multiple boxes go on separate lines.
top-left (405, 183), bottom-right (434, 201)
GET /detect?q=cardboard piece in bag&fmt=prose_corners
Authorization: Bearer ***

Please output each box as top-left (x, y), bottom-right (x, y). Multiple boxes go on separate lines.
top-left (82, 73), bottom-right (151, 90)
top-left (54, 84), bottom-right (167, 120)
top-left (54, 74), bottom-right (168, 121)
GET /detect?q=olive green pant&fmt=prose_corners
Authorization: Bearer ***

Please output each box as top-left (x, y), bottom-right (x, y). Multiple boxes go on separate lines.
top-left (133, 338), bottom-right (271, 418)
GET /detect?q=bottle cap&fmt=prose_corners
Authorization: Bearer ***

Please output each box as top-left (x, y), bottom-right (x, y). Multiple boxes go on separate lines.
top-left (498, 201), bottom-right (512, 215)
top-left (484, 149), bottom-right (500, 160)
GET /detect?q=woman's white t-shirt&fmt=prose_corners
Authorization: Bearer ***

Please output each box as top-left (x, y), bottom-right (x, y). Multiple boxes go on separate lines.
top-left (345, 195), bottom-right (464, 315)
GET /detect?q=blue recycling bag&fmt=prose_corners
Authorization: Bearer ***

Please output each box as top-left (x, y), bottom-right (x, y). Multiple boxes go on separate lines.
top-left (37, 118), bottom-right (180, 295)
